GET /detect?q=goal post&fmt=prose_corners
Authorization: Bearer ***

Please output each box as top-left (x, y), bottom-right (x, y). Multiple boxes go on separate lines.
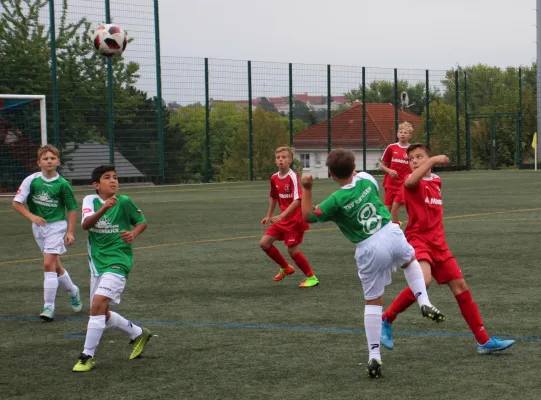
top-left (0, 94), bottom-right (47, 146)
top-left (0, 94), bottom-right (47, 193)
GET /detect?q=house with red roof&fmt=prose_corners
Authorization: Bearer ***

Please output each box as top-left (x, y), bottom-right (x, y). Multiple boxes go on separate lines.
top-left (293, 102), bottom-right (422, 178)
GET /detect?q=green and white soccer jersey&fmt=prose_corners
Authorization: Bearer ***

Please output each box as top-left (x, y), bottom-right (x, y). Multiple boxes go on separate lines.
top-left (82, 195), bottom-right (146, 278)
top-left (310, 172), bottom-right (391, 243)
top-left (14, 172), bottom-right (78, 222)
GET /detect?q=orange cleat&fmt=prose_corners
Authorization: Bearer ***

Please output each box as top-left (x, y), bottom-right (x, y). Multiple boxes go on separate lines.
top-left (273, 265), bottom-right (295, 281)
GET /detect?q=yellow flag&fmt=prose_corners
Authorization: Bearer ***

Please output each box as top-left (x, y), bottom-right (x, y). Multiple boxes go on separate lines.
top-left (533, 132), bottom-right (538, 149)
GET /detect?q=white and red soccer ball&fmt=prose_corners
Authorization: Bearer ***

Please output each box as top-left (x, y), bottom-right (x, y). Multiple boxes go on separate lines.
top-left (91, 24), bottom-right (127, 57)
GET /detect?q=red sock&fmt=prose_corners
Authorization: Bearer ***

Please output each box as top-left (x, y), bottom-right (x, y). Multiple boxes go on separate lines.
top-left (382, 287), bottom-right (417, 323)
top-left (264, 245), bottom-right (289, 269)
top-left (291, 252), bottom-right (314, 277)
top-left (455, 290), bottom-right (490, 344)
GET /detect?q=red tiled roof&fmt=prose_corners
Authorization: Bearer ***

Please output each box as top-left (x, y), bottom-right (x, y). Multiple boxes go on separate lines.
top-left (293, 103), bottom-right (421, 149)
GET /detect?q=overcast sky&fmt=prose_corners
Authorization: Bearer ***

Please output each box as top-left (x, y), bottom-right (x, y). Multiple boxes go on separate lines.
top-left (158, 0), bottom-right (536, 69)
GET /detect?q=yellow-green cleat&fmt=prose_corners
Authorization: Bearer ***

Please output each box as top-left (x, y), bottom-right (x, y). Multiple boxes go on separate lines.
top-left (72, 353), bottom-right (95, 372)
top-left (129, 327), bottom-right (152, 359)
top-left (298, 275), bottom-right (319, 288)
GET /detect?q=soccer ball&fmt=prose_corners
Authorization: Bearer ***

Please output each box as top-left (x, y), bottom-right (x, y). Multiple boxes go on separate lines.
top-left (91, 24), bottom-right (127, 57)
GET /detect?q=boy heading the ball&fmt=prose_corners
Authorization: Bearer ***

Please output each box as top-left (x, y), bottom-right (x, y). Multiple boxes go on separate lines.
top-left (379, 121), bottom-right (414, 226)
top-left (300, 149), bottom-right (445, 378)
top-left (73, 165), bottom-right (151, 372)
top-left (380, 144), bottom-right (515, 355)
top-left (12, 145), bottom-right (82, 321)
top-left (260, 147), bottom-right (319, 288)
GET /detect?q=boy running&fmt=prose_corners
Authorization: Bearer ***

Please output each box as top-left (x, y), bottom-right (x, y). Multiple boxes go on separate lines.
top-left (12, 145), bottom-right (82, 321)
top-left (379, 121), bottom-right (414, 226)
top-left (300, 149), bottom-right (445, 378)
top-left (73, 165), bottom-right (152, 372)
top-left (380, 144), bottom-right (515, 354)
top-left (260, 147), bottom-right (319, 288)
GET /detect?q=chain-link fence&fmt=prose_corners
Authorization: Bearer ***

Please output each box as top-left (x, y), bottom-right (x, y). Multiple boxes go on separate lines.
top-left (0, 0), bottom-right (535, 190)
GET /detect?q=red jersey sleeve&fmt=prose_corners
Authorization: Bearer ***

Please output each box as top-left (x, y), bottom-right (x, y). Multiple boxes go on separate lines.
top-left (269, 176), bottom-right (278, 199)
top-left (381, 145), bottom-right (393, 165)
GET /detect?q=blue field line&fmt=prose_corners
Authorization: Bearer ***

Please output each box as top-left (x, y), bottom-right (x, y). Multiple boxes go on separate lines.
top-left (1, 315), bottom-right (539, 341)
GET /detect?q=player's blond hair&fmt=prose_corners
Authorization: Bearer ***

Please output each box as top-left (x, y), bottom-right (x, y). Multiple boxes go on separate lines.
top-left (274, 146), bottom-right (294, 158)
top-left (37, 144), bottom-right (60, 160)
top-left (398, 121), bottom-right (414, 134)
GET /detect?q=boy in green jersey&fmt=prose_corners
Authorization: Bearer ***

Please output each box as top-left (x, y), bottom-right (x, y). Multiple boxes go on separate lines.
top-left (73, 165), bottom-right (151, 372)
top-left (300, 149), bottom-right (445, 378)
top-left (12, 145), bottom-right (82, 321)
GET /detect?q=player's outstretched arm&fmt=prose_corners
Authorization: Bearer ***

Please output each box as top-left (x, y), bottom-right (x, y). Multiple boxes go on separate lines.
top-left (82, 196), bottom-right (117, 230)
top-left (120, 222), bottom-right (147, 244)
top-left (261, 198), bottom-right (278, 226)
top-left (300, 175), bottom-right (314, 223)
top-left (405, 155), bottom-right (449, 189)
top-left (12, 201), bottom-right (46, 226)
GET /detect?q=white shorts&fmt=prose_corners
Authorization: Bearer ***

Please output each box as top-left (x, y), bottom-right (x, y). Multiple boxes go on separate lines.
top-left (32, 220), bottom-right (67, 255)
top-left (355, 222), bottom-right (414, 300)
top-left (90, 272), bottom-right (127, 307)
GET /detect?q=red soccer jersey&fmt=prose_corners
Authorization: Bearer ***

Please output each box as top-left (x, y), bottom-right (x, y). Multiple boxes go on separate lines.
top-left (269, 169), bottom-right (308, 230)
top-left (402, 173), bottom-right (448, 249)
top-left (381, 143), bottom-right (411, 189)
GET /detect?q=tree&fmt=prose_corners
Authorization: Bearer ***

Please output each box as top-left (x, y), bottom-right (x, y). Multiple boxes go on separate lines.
top-left (0, 0), bottom-right (143, 147)
top-left (345, 80), bottom-right (441, 116)
top-left (257, 97), bottom-right (278, 113)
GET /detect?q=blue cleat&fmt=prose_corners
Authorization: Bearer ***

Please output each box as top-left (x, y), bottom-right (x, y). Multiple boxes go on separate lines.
top-left (477, 337), bottom-right (515, 355)
top-left (380, 319), bottom-right (394, 351)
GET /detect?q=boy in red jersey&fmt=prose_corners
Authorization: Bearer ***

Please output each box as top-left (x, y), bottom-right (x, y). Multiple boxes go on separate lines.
top-left (379, 121), bottom-right (414, 226)
top-left (260, 147), bottom-right (319, 288)
top-left (380, 144), bottom-right (515, 354)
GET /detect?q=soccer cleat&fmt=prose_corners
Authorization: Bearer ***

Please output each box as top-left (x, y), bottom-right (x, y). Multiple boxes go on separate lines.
top-left (39, 306), bottom-right (55, 322)
top-left (421, 304), bottom-right (446, 322)
top-left (72, 353), bottom-right (96, 372)
top-left (70, 286), bottom-right (83, 312)
top-left (273, 265), bottom-right (295, 281)
top-left (477, 337), bottom-right (515, 355)
top-left (380, 319), bottom-right (394, 350)
top-left (298, 275), bottom-right (319, 288)
top-left (366, 358), bottom-right (382, 378)
top-left (129, 327), bottom-right (152, 359)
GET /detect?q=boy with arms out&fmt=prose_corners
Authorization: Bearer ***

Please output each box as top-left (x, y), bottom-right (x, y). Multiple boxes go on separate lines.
top-left (380, 144), bottom-right (515, 354)
top-left (379, 121), bottom-right (414, 226)
top-left (260, 147), bottom-right (319, 288)
top-left (12, 145), bottom-right (82, 321)
top-left (300, 149), bottom-right (445, 378)
top-left (73, 165), bottom-right (152, 372)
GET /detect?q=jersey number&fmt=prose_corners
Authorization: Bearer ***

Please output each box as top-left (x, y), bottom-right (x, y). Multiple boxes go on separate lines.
top-left (357, 203), bottom-right (382, 235)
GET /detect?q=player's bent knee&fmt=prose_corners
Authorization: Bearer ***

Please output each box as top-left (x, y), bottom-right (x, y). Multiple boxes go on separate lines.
top-left (448, 278), bottom-right (468, 295)
top-left (90, 295), bottom-right (110, 316)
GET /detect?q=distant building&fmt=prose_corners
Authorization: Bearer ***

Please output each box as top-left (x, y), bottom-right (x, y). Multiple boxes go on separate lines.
top-left (293, 102), bottom-right (421, 178)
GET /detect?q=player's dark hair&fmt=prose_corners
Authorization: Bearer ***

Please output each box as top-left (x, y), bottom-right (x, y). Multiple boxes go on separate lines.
top-left (91, 164), bottom-right (116, 183)
top-left (91, 164), bottom-right (116, 193)
top-left (407, 143), bottom-right (431, 156)
top-left (326, 149), bottom-right (356, 179)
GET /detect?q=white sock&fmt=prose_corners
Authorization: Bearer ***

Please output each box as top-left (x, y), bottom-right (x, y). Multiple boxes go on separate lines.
top-left (57, 269), bottom-right (77, 297)
top-left (403, 259), bottom-right (431, 307)
top-left (43, 272), bottom-right (58, 309)
top-left (364, 305), bottom-right (383, 362)
top-left (83, 315), bottom-right (106, 358)
top-left (106, 311), bottom-right (143, 340)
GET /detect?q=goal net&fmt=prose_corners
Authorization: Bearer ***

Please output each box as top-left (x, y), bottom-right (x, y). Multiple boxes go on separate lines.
top-left (0, 95), bottom-right (47, 193)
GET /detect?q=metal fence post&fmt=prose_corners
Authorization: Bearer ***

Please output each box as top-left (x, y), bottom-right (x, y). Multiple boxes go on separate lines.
top-left (48, 0), bottom-right (59, 148)
top-left (455, 70), bottom-right (460, 167)
top-left (153, 0), bottom-right (164, 181)
top-left (394, 68), bottom-right (398, 140)
top-left (362, 66), bottom-right (367, 171)
top-left (105, 0), bottom-right (114, 164)
top-left (289, 63), bottom-right (293, 146)
top-left (464, 70), bottom-right (471, 170)
top-left (248, 60), bottom-right (254, 181)
top-left (425, 69), bottom-right (430, 147)
top-left (204, 58), bottom-right (211, 182)
top-left (518, 67), bottom-right (523, 167)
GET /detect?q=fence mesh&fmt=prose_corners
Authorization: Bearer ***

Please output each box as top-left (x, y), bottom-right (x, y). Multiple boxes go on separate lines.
top-left (0, 0), bottom-right (537, 190)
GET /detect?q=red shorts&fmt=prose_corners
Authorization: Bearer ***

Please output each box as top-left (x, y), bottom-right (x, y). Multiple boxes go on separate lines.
top-left (384, 186), bottom-right (403, 206)
top-left (408, 237), bottom-right (463, 285)
top-left (264, 222), bottom-right (307, 246)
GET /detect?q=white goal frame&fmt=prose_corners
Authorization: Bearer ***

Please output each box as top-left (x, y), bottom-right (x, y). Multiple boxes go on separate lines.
top-left (0, 94), bottom-right (47, 146)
